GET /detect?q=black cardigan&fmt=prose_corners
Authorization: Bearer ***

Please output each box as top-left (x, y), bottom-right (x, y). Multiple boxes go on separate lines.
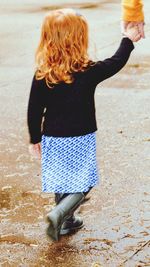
top-left (27, 38), bottom-right (134, 144)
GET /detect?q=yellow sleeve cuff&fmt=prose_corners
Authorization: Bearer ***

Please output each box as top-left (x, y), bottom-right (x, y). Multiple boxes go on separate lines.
top-left (122, 0), bottom-right (144, 22)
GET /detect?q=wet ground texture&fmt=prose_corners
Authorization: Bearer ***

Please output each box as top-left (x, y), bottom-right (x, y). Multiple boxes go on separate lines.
top-left (0, 0), bottom-right (150, 266)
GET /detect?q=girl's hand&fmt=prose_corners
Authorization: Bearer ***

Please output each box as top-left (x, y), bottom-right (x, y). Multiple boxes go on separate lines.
top-left (29, 143), bottom-right (41, 159)
top-left (124, 24), bottom-right (141, 42)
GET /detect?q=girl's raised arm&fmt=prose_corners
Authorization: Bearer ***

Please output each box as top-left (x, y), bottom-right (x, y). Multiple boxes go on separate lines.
top-left (87, 24), bottom-right (141, 86)
top-left (87, 38), bottom-right (134, 85)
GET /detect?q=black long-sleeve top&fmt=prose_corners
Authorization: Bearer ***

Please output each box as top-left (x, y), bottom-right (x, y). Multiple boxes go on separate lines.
top-left (27, 38), bottom-right (134, 144)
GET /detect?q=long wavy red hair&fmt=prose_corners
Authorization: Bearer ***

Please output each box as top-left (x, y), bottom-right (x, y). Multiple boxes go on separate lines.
top-left (35, 9), bottom-right (92, 88)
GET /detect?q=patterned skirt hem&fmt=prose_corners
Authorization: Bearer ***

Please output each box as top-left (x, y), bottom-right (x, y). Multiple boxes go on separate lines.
top-left (42, 180), bottom-right (100, 193)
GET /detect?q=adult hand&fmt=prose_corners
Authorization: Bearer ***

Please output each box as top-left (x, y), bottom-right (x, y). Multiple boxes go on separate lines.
top-left (121, 21), bottom-right (145, 39)
top-left (29, 142), bottom-right (41, 159)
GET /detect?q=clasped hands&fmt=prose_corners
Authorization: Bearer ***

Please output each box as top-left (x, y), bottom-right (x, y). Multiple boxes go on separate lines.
top-left (121, 21), bottom-right (145, 42)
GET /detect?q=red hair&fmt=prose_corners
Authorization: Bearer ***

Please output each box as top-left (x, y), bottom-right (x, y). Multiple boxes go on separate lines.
top-left (35, 9), bottom-right (92, 88)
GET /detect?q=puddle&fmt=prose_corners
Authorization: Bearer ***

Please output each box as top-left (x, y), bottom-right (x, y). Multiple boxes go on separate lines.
top-left (0, 189), bottom-right (11, 209)
top-left (0, 186), bottom-right (54, 223)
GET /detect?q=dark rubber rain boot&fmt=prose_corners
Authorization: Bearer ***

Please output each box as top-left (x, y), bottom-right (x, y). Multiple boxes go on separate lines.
top-left (54, 193), bottom-right (83, 235)
top-left (60, 214), bottom-right (83, 235)
top-left (46, 193), bottom-right (85, 241)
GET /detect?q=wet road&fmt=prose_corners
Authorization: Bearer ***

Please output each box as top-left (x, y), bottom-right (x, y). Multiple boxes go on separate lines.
top-left (0, 0), bottom-right (150, 266)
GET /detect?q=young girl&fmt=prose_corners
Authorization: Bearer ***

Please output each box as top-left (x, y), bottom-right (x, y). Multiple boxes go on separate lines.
top-left (27, 8), bottom-right (140, 241)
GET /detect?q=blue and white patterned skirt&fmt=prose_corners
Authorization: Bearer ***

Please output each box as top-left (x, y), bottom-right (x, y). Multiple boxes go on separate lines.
top-left (41, 132), bottom-right (100, 193)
